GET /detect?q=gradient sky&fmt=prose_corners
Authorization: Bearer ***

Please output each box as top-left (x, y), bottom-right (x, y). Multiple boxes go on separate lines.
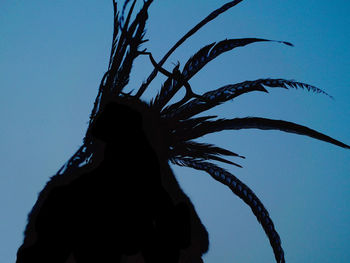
top-left (1, 1), bottom-right (350, 262)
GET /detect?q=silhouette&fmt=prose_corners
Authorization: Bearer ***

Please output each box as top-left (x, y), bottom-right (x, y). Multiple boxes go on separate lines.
top-left (17, 1), bottom-right (349, 263)
top-left (16, 101), bottom-right (195, 262)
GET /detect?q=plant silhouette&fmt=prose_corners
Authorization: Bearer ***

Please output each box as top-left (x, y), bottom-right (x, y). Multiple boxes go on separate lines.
top-left (17, 1), bottom-right (349, 263)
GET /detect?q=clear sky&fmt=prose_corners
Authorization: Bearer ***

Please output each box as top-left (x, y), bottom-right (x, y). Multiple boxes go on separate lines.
top-left (1, 1), bottom-right (349, 262)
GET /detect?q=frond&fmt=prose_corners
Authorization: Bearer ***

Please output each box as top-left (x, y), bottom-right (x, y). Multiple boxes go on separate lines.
top-left (171, 157), bottom-right (285, 263)
top-left (179, 117), bottom-right (350, 149)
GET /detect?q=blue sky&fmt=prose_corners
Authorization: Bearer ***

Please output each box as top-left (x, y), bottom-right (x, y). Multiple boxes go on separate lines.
top-left (1, 1), bottom-right (349, 262)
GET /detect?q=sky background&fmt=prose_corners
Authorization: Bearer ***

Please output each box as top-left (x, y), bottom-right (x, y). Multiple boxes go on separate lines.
top-left (1, 0), bottom-right (350, 262)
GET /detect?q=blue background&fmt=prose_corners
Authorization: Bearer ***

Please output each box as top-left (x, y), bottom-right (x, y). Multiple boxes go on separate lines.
top-left (1, 1), bottom-right (349, 262)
